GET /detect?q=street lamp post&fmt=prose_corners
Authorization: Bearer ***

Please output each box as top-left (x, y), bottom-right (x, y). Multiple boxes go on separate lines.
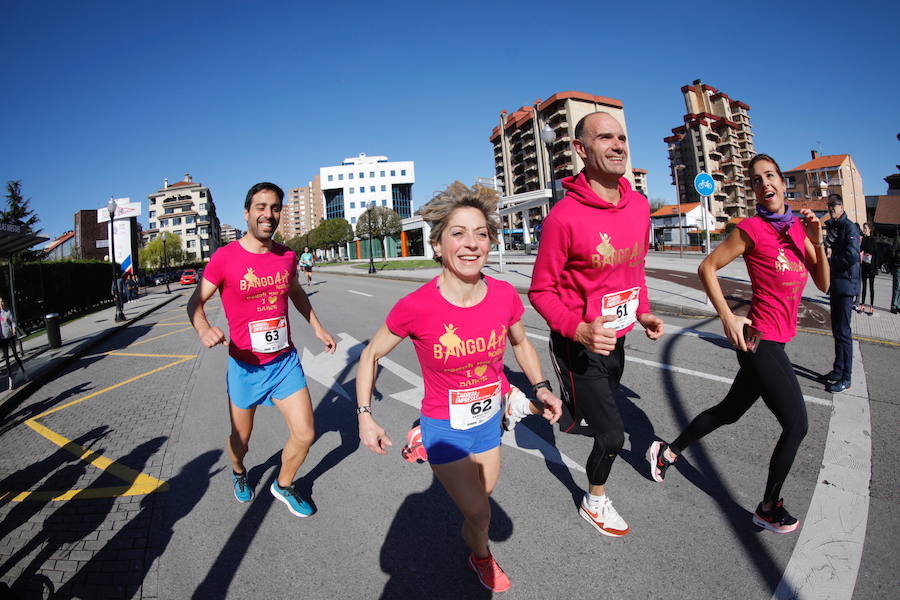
top-left (367, 202), bottom-right (376, 274)
top-left (673, 164), bottom-right (687, 259)
top-left (540, 124), bottom-right (558, 208)
top-left (107, 198), bottom-right (127, 322)
top-left (161, 233), bottom-right (171, 294)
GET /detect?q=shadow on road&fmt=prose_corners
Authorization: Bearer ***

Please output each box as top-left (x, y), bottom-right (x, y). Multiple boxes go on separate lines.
top-left (378, 475), bottom-right (510, 599)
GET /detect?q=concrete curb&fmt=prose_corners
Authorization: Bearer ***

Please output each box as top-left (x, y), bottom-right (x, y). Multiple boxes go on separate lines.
top-left (0, 294), bottom-right (182, 420)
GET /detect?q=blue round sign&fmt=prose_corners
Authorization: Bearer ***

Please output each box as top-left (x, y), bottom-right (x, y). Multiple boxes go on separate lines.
top-left (694, 172), bottom-right (715, 196)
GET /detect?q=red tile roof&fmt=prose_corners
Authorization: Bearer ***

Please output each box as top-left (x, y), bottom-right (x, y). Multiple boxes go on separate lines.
top-left (874, 195), bottom-right (900, 226)
top-left (632, 168), bottom-right (648, 174)
top-left (651, 202), bottom-right (701, 217)
top-left (785, 154), bottom-right (848, 173)
top-left (539, 91), bottom-right (623, 110)
top-left (790, 199), bottom-right (829, 212)
top-left (168, 180), bottom-right (197, 188)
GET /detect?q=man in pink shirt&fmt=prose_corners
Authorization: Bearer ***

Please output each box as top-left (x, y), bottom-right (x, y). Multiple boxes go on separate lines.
top-left (529, 112), bottom-right (664, 537)
top-left (187, 182), bottom-right (335, 517)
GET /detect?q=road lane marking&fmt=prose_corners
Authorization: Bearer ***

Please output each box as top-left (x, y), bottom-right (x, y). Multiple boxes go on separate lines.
top-left (772, 340), bottom-right (870, 600)
top-left (525, 331), bottom-right (831, 407)
top-left (2, 353), bottom-right (195, 502)
top-left (127, 326), bottom-right (196, 347)
top-left (347, 290), bottom-right (373, 297)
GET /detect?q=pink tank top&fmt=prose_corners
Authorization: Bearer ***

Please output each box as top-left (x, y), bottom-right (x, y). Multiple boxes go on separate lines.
top-left (737, 216), bottom-right (808, 343)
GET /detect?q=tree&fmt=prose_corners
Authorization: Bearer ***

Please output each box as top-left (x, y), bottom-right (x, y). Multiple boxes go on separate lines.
top-left (2, 180), bottom-right (41, 234)
top-left (140, 232), bottom-right (185, 271)
top-left (312, 218), bottom-right (353, 257)
top-left (648, 198), bottom-right (669, 213)
top-left (273, 231), bottom-right (284, 243)
top-left (355, 206), bottom-right (401, 259)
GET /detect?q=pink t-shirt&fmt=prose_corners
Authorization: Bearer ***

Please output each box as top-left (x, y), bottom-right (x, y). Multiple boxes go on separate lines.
top-left (385, 276), bottom-right (525, 420)
top-left (738, 216), bottom-right (809, 343)
top-left (202, 241), bottom-right (298, 365)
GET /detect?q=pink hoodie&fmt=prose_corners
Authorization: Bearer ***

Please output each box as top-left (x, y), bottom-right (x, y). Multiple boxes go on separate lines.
top-left (529, 171), bottom-right (651, 340)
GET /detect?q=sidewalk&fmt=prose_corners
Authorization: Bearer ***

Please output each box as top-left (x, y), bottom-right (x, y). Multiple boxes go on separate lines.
top-left (0, 287), bottom-right (186, 418)
top-left (317, 251), bottom-right (900, 345)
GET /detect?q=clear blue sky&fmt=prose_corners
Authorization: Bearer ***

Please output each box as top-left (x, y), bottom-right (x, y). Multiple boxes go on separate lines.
top-left (2, 0), bottom-right (898, 241)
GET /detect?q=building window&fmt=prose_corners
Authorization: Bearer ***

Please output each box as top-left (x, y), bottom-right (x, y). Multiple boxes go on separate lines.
top-left (324, 189), bottom-right (345, 220)
top-left (187, 228), bottom-right (196, 235)
top-left (187, 240), bottom-right (195, 248)
top-left (351, 217), bottom-right (357, 224)
top-left (165, 208), bottom-right (175, 214)
top-left (370, 186), bottom-right (375, 192)
top-left (359, 172), bottom-right (364, 178)
top-left (349, 173), bottom-right (354, 179)
top-left (338, 174), bottom-right (343, 181)
top-left (173, 217), bottom-right (182, 225)
top-left (401, 169), bottom-right (406, 176)
top-left (370, 171), bottom-right (375, 178)
top-left (186, 216), bottom-right (195, 223)
top-left (380, 171), bottom-right (385, 177)
top-left (199, 203), bottom-right (207, 210)
top-left (149, 211), bottom-right (155, 218)
top-left (381, 200), bottom-right (387, 206)
top-left (392, 183), bottom-right (413, 218)
top-left (200, 191), bottom-right (206, 198)
top-left (349, 187), bottom-right (354, 194)
top-left (350, 202), bottom-right (355, 209)
top-left (381, 185), bottom-right (386, 192)
top-left (390, 170), bottom-right (396, 176)
top-left (149, 221), bottom-right (156, 229)
top-left (328, 175), bottom-right (333, 181)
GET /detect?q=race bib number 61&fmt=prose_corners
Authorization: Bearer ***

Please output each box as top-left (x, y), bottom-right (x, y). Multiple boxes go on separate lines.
top-left (600, 287), bottom-right (640, 331)
top-left (249, 317), bottom-right (288, 353)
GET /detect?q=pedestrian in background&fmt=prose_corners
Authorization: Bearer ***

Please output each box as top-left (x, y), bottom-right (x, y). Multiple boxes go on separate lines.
top-left (856, 222), bottom-right (878, 315)
top-left (0, 297), bottom-right (28, 388)
top-left (824, 194), bottom-right (860, 393)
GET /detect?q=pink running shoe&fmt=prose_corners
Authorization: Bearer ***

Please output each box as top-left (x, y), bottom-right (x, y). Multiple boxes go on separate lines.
top-left (401, 425), bottom-right (428, 464)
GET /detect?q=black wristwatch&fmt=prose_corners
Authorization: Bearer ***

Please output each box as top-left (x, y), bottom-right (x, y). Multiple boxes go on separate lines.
top-left (532, 380), bottom-right (553, 394)
top-left (356, 406), bottom-right (372, 415)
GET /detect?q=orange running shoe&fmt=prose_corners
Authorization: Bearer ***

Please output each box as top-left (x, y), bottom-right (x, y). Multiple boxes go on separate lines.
top-left (400, 425), bottom-right (428, 464)
top-left (467, 552), bottom-right (511, 592)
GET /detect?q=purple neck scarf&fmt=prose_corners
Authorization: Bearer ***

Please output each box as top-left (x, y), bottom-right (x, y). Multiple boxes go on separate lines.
top-left (756, 202), bottom-right (795, 233)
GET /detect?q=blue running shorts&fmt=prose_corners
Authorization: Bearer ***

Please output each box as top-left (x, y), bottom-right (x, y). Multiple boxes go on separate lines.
top-left (419, 410), bottom-right (502, 465)
top-left (226, 348), bottom-right (307, 410)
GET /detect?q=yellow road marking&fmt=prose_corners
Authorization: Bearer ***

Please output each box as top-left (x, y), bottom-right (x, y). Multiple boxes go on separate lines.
top-left (126, 327), bottom-right (195, 347)
top-left (1, 354), bottom-right (195, 502)
top-left (796, 326), bottom-right (900, 348)
top-left (155, 322), bottom-right (192, 326)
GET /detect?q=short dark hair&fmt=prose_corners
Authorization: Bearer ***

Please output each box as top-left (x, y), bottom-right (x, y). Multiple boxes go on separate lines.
top-left (574, 111), bottom-right (613, 142)
top-left (747, 153), bottom-right (785, 182)
top-left (244, 182), bottom-right (284, 210)
top-left (827, 193), bottom-right (843, 207)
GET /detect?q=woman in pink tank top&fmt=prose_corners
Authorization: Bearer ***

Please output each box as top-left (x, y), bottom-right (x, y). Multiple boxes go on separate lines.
top-left (647, 154), bottom-right (830, 534)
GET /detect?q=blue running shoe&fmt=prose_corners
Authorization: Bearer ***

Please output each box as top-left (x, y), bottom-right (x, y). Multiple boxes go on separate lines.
top-left (232, 471), bottom-right (253, 503)
top-left (270, 481), bottom-right (313, 517)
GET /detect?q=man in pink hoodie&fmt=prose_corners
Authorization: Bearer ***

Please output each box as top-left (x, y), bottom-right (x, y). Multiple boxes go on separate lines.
top-left (529, 112), bottom-right (664, 537)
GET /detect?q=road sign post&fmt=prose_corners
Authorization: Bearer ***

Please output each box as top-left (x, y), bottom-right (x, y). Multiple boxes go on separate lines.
top-left (693, 172), bottom-right (715, 255)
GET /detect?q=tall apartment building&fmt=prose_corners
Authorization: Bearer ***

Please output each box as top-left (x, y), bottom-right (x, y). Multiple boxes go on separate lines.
top-left (220, 224), bottom-right (242, 244)
top-left (663, 80), bottom-right (756, 226)
top-left (144, 173), bottom-right (221, 260)
top-left (783, 151), bottom-right (865, 224)
top-left (490, 91), bottom-right (637, 197)
top-left (320, 154), bottom-right (414, 231)
top-left (278, 176), bottom-right (323, 240)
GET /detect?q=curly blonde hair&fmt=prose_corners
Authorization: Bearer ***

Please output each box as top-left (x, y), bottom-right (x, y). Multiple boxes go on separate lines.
top-left (419, 183), bottom-right (500, 262)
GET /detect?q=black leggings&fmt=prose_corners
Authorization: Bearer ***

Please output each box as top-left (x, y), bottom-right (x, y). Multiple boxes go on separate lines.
top-left (670, 340), bottom-right (808, 503)
top-left (860, 269), bottom-right (875, 306)
top-left (550, 332), bottom-right (625, 486)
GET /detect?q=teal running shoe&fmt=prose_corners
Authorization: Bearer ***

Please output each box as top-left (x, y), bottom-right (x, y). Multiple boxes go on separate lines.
top-left (270, 481), bottom-right (313, 517)
top-left (232, 471), bottom-right (253, 503)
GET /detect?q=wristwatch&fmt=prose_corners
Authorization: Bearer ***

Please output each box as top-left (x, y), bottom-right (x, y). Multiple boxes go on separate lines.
top-left (532, 380), bottom-right (553, 394)
top-left (356, 406), bottom-right (372, 415)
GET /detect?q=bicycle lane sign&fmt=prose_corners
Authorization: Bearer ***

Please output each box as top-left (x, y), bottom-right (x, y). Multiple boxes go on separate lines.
top-left (694, 172), bottom-right (715, 196)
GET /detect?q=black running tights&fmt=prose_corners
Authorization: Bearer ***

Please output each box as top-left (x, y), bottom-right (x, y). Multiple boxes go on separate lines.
top-left (669, 340), bottom-right (808, 503)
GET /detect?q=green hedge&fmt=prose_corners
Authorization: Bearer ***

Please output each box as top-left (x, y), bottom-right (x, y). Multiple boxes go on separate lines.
top-left (1, 260), bottom-right (117, 332)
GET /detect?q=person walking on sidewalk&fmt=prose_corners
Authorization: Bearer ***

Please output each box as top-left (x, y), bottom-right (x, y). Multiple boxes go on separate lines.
top-left (857, 222), bottom-right (878, 315)
top-left (356, 186), bottom-right (562, 593)
top-left (187, 182), bottom-right (336, 517)
top-left (647, 153), bottom-right (829, 534)
top-left (299, 246), bottom-right (315, 287)
top-left (0, 297), bottom-right (28, 388)
top-left (824, 194), bottom-right (860, 393)
top-left (529, 112), bottom-right (665, 538)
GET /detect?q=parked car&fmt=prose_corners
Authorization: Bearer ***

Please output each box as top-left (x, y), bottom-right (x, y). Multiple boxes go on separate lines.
top-left (180, 269), bottom-right (198, 285)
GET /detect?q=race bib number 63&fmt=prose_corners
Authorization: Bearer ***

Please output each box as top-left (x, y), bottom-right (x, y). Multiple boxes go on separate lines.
top-left (249, 316), bottom-right (288, 353)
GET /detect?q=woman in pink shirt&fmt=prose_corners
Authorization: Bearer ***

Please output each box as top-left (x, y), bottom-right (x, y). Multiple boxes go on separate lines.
top-left (647, 154), bottom-right (829, 533)
top-left (356, 186), bottom-right (562, 593)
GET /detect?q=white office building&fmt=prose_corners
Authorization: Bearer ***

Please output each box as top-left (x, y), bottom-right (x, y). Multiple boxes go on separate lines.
top-left (320, 153), bottom-right (415, 231)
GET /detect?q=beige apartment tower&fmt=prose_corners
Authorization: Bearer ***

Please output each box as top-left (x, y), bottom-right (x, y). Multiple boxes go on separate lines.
top-left (145, 173), bottom-right (221, 260)
top-left (278, 176), bottom-right (323, 241)
top-left (784, 151), bottom-right (865, 224)
top-left (664, 80), bottom-right (756, 227)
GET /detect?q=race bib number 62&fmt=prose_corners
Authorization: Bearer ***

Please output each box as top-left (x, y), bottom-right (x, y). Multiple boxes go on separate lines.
top-left (448, 380), bottom-right (501, 430)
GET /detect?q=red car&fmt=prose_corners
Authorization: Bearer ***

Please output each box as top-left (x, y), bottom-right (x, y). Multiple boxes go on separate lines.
top-left (180, 269), bottom-right (197, 285)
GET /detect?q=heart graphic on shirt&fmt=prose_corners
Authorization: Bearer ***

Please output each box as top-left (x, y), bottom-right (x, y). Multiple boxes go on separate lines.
top-left (474, 365), bottom-right (487, 377)
top-left (268, 295), bottom-right (277, 304)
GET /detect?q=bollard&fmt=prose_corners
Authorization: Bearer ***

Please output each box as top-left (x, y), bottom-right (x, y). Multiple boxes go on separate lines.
top-left (45, 313), bottom-right (61, 349)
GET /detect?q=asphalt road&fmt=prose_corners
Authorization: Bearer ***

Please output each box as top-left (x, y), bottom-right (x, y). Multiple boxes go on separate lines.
top-left (0, 274), bottom-right (896, 599)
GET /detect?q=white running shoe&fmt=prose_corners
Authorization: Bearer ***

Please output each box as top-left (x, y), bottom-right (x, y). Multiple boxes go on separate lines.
top-left (502, 386), bottom-right (532, 431)
top-left (579, 494), bottom-right (630, 537)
